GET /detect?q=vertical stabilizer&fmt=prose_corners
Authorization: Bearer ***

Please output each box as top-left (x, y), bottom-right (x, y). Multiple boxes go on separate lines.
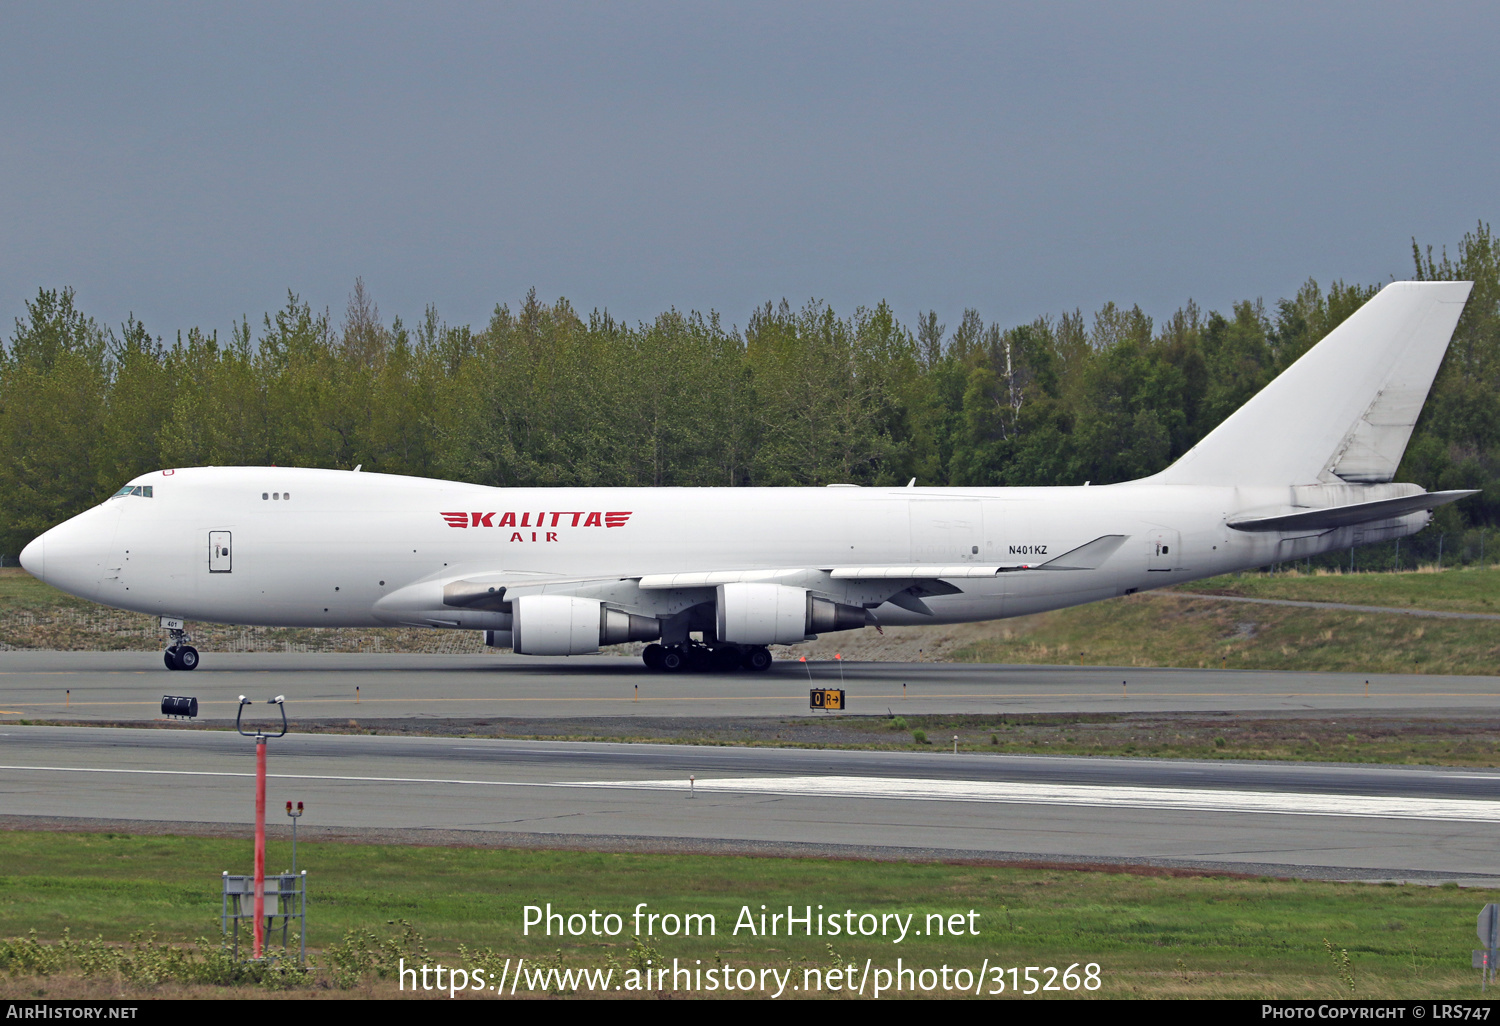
top-left (1152, 280), bottom-right (1471, 487)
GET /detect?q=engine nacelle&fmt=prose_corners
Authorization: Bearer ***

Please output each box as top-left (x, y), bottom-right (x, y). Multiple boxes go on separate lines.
top-left (716, 582), bottom-right (868, 646)
top-left (511, 595), bottom-right (660, 655)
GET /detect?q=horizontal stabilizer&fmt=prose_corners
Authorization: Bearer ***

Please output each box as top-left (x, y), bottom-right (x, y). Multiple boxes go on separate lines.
top-left (1227, 490), bottom-right (1476, 532)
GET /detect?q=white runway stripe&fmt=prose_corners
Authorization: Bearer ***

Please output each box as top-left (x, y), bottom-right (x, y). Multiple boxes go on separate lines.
top-left (573, 775), bottom-right (1500, 823)
top-left (5, 763), bottom-right (1497, 823)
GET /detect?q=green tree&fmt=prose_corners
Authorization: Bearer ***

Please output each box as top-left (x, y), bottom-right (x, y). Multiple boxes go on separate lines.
top-left (0, 288), bottom-right (113, 552)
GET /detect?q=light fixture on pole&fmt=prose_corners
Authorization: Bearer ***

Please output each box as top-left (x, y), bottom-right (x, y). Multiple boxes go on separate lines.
top-left (285, 801), bottom-right (304, 874)
top-left (237, 694), bottom-right (287, 960)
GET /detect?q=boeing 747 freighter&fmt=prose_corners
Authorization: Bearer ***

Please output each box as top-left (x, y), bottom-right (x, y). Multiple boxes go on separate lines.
top-left (18, 281), bottom-right (1477, 673)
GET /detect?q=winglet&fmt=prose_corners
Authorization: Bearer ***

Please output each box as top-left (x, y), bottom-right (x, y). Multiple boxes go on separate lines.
top-left (1034, 534), bottom-right (1128, 571)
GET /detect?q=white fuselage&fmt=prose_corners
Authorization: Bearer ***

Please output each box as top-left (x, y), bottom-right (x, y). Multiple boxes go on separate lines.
top-left (20, 466), bottom-right (1428, 637)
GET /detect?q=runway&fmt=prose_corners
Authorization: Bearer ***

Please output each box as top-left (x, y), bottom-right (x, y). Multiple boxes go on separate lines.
top-left (2, 651), bottom-right (1498, 721)
top-left (4, 725), bottom-right (1499, 883)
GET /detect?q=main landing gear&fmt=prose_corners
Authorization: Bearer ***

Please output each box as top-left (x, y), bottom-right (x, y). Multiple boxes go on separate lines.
top-left (164, 628), bottom-right (199, 672)
top-left (641, 643), bottom-right (772, 674)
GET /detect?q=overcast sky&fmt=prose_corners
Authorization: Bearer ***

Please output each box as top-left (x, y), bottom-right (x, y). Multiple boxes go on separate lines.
top-left (3, 1), bottom-right (1496, 341)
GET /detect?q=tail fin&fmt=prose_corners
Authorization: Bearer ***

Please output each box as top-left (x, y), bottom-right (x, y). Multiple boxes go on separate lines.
top-left (1153, 280), bottom-right (1472, 487)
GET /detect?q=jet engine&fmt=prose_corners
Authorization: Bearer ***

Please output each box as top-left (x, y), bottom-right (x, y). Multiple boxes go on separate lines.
top-left (510, 595), bottom-right (660, 655)
top-left (715, 582), bottom-right (867, 646)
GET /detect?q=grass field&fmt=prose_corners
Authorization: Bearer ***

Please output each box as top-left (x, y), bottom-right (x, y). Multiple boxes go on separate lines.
top-left (944, 563), bottom-right (1500, 675)
top-left (950, 589), bottom-right (1500, 676)
top-left (0, 566), bottom-right (91, 612)
top-left (0, 829), bottom-right (1491, 999)
top-left (833, 712), bottom-right (1500, 766)
top-left (1179, 564), bottom-right (1500, 614)
top-left (141, 711), bottom-right (1498, 769)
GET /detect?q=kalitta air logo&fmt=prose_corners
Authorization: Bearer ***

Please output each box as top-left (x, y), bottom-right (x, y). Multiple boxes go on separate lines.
top-left (439, 511), bottom-right (632, 542)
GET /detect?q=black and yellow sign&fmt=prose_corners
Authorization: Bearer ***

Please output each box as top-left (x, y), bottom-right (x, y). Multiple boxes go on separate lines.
top-left (809, 688), bottom-right (845, 710)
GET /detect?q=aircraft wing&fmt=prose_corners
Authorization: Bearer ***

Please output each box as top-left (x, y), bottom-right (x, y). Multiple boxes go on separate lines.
top-left (638, 566), bottom-right (1001, 587)
top-left (635, 535), bottom-right (1129, 587)
top-left (378, 533), bottom-right (1131, 628)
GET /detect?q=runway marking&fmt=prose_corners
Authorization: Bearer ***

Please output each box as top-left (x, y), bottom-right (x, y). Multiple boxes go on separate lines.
top-left (4, 764), bottom-right (1500, 823)
top-left (2, 691), bottom-right (1498, 711)
top-left (0, 763), bottom-right (552, 787)
top-left (574, 775), bottom-right (1500, 824)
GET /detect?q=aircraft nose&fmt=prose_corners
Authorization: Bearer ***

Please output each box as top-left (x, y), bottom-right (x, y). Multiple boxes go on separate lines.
top-left (19, 534), bottom-right (43, 581)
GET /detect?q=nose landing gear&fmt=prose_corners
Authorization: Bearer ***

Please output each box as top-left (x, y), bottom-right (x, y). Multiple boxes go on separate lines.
top-left (164, 628), bottom-right (199, 672)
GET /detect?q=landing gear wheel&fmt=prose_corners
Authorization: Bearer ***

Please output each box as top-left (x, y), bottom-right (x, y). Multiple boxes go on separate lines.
top-left (642, 644), bottom-right (664, 671)
top-left (743, 646), bottom-right (772, 672)
top-left (164, 627), bottom-right (196, 671)
top-left (659, 647), bottom-right (685, 673)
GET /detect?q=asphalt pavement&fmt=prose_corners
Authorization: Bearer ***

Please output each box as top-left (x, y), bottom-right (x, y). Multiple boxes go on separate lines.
top-left (2, 651), bottom-right (1498, 721)
top-left (5, 724), bottom-right (1499, 883)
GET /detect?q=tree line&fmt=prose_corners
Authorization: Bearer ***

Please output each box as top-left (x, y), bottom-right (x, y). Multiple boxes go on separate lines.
top-left (2, 223), bottom-right (1497, 566)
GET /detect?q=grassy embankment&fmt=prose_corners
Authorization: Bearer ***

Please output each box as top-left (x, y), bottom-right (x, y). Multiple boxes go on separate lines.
top-left (1181, 567), bottom-right (1500, 612)
top-left (947, 565), bottom-right (1500, 676)
top-left (0, 830), bottom-right (1490, 999)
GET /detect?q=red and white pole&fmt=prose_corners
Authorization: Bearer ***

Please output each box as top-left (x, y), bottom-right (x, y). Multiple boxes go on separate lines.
top-left (253, 735), bottom-right (267, 959)
top-left (236, 695), bottom-right (285, 963)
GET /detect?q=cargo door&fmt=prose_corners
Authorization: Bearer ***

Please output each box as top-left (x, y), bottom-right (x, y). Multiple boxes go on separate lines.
top-left (909, 500), bottom-right (983, 563)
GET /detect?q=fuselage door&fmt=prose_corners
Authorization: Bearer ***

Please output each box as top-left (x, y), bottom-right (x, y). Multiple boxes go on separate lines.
top-left (1146, 529), bottom-right (1180, 571)
top-left (209, 531), bottom-right (233, 573)
top-left (910, 500), bottom-right (983, 563)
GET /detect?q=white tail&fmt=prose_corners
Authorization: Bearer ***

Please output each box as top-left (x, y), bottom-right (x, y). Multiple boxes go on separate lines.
top-left (1153, 280), bottom-right (1472, 487)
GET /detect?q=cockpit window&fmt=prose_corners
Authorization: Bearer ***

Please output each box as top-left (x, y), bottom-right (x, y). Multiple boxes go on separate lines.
top-left (111, 485), bottom-right (154, 498)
